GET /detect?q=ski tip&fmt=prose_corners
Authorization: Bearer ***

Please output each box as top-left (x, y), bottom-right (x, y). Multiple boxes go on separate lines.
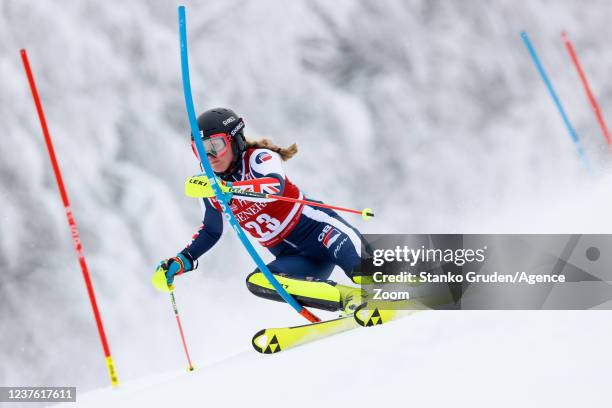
top-left (252, 329), bottom-right (283, 354)
top-left (252, 329), bottom-right (267, 354)
top-left (354, 303), bottom-right (384, 327)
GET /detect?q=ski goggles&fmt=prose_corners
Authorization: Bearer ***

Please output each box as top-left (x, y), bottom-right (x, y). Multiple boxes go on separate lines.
top-left (191, 132), bottom-right (231, 158)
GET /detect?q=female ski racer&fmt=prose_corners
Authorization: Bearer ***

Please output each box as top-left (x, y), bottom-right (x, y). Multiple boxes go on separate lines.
top-left (153, 107), bottom-right (367, 314)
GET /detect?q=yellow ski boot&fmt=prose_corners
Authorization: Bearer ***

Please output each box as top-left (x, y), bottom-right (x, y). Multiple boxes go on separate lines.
top-left (336, 284), bottom-right (367, 316)
top-left (246, 271), bottom-right (367, 314)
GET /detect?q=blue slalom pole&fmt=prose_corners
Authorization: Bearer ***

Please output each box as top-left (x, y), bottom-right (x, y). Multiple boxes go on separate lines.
top-left (177, 6), bottom-right (319, 323)
top-left (520, 31), bottom-right (589, 170)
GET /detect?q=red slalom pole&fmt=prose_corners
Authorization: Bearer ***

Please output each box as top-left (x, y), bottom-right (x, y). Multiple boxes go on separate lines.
top-left (20, 49), bottom-right (119, 387)
top-left (562, 31), bottom-right (612, 149)
top-left (170, 292), bottom-right (195, 371)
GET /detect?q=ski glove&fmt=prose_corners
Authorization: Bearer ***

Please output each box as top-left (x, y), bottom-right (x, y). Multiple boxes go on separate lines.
top-left (152, 251), bottom-right (195, 292)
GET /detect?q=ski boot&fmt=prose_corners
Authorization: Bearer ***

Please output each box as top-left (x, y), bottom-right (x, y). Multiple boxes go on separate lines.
top-left (246, 270), bottom-right (366, 315)
top-left (336, 285), bottom-right (366, 316)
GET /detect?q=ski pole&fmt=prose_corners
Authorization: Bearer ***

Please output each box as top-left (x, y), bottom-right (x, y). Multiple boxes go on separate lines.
top-left (231, 189), bottom-right (375, 220)
top-left (185, 175), bottom-right (375, 220)
top-left (170, 291), bottom-right (194, 371)
top-left (20, 49), bottom-right (119, 388)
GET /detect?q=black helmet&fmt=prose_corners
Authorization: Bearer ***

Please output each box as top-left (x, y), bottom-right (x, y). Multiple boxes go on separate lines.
top-left (191, 107), bottom-right (247, 175)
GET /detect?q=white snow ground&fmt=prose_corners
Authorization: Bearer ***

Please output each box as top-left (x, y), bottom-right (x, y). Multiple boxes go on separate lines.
top-left (70, 173), bottom-right (612, 408)
top-left (76, 311), bottom-right (612, 408)
top-left (74, 172), bottom-right (612, 408)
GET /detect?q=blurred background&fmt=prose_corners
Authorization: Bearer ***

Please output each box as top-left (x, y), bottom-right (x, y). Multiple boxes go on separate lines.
top-left (2, 0), bottom-right (612, 392)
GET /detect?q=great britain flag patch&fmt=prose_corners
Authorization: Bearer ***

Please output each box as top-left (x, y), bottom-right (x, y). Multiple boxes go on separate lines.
top-left (322, 227), bottom-right (341, 248)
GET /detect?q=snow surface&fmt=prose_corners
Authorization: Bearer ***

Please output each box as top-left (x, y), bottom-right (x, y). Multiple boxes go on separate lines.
top-left (73, 311), bottom-right (612, 408)
top-left (2, 0), bottom-right (612, 406)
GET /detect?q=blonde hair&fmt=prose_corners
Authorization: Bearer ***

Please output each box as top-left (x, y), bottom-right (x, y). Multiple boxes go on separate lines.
top-left (245, 138), bottom-right (298, 161)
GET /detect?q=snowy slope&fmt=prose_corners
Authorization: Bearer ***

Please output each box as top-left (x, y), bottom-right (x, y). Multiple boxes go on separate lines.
top-left (71, 173), bottom-right (612, 408)
top-left (75, 311), bottom-right (612, 408)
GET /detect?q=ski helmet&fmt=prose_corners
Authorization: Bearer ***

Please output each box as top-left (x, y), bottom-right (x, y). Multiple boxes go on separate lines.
top-left (190, 107), bottom-right (247, 173)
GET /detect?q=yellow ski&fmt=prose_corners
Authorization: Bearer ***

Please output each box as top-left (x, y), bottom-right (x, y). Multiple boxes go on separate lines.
top-left (252, 315), bottom-right (358, 354)
top-left (252, 300), bottom-right (427, 354)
